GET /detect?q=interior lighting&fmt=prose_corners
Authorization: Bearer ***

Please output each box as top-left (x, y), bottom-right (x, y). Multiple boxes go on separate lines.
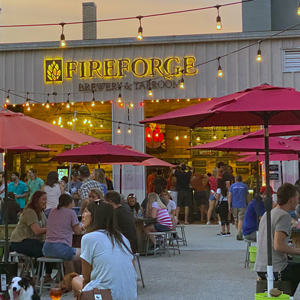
top-left (166, 99), bottom-right (169, 102)
top-left (256, 41), bottom-right (262, 62)
top-left (83, 118), bottom-right (87, 124)
top-left (92, 91), bottom-right (95, 107)
top-left (60, 22), bottom-right (66, 48)
top-left (101, 101), bottom-right (104, 104)
top-left (137, 16), bottom-right (143, 40)
top-left (156, 99), bottom-right (159, 103)
top-left (147, 132), bottom-right (151, 138)
top-left (215, 5), bottom-right (222, 30)
top-left (100, 123), bottom-right (103, 128)
top-left (175, 133), bottom-right (179, 141)
top-left (117, 93), bottom-right (122, 103)
top-left (196, 136), bottom-right (200, 142)
top-left (148, 87), bottom-right (153, 97)
top-left (128, 127), bottom-right (132, 134)
top-left (217, 58), bottom-right (223, 77)
top-left (117, 123), bottom-right (121, 134)
top-left (223, 134), bottom-right (227, 139)
top-left (5, 90), bottom-right (10, 104)
top-left (187, 98), bottom-right (190, 102)
top-left (27, 106), bottom-right (30, 111)
top-left (66, 93), bottom-right (70, 109)
top-left (53, 120), bottom-right (56, 125)
top-left (213, 133), bottom-right (217, 139)
top-left (184, 132), bottom-right (188, 139)
top-left (58, 116), bottom-right (62, 125)
top-left (177, 99), bottom-right (180, 102)
top-left (179, 75), bottom-right (185, 89)
top-left (298, 2), bottom-right (300, 15)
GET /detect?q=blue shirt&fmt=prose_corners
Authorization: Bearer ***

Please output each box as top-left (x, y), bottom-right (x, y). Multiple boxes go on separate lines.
top-left (229, 181), bottom-right (249, 208)
top-left (243, 197), bottom-right (265, 236)
top-left (8, 180), bottom-right (28, 209)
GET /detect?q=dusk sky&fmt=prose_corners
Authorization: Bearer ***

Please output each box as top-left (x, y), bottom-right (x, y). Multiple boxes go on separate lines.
top-left (0, 0), bottom-right (242, 44)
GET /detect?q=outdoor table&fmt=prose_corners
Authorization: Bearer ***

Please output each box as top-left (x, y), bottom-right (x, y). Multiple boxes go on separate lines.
top-left (135, 217), bottom-right (153, 254)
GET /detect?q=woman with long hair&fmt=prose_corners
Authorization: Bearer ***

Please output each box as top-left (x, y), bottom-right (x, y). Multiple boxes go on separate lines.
top-left (72, 201), bottom-right (137, 300)
top-left (42, 171), bottom-right (64, 216)
top-left (215, 178), bottom-right (230, 236)
top-left (91, 169), bottom-right (107, 195)
top-left (27, 168), bottom-right (44, 200)
top-left (43, 194), bottom-right (81, 274)
top-left (207, 168), bottom-right (220, 225)
top-left (80, 188), bottom-right (103, 214)
top-left (10, 191), bottom-right (53, 281)
top-left (144, 193), bottom-right (172, 247)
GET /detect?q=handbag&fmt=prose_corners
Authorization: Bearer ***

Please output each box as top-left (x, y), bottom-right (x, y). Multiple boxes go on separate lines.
top-left (77, 288), bottom-right (112, 300)
top-left (215, 196), bottom-right (223, 214)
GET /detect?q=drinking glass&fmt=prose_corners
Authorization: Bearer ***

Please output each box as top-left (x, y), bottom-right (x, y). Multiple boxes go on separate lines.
top-left (49, 285), bottom-right (62, 300)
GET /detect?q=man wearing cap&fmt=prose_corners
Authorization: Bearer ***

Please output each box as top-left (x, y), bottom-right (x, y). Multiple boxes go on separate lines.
top-left (228, 174), bottom-right (249, 240)
top-left (242, 186), bottom-right (275, 241)
top-left (78, 165), bottom-right (102, 213)
top-left (67, 170), bottom-right (83, 206)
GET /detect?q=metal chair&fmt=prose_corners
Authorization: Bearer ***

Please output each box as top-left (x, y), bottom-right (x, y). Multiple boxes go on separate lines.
top-left (176, 225), bottom-right (187, 246)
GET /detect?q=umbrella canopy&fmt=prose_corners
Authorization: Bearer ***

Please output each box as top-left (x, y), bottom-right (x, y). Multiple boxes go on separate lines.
top-left (243, 125), bottom-right (300, 139)
top-left (237, 153), bottom-right (298, 162)
top-left (51, 141), bottom-right (152, 164)
top-left (188, 134), bottom-right (300, 153)
top-left (4, 145), bottom-right (55, 153)
top-left (0, 109), bottom-right (98, 148)
top-left (140, 84), bottom-right (300, 127)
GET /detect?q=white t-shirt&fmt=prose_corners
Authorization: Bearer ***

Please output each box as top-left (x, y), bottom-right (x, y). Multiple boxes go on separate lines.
top-left (216, 188), bottom-right (228, 201)
top-left (167, 200), bottom-right (176, 214)
top-left (81, 230), bottom-right (137, 300)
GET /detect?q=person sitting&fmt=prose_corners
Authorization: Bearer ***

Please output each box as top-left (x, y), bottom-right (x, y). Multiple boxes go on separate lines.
top-left (43, 194), bottom-right (81, 274)
top-left (126, 193), bottom-right (140, 214)
top-left (144, 193), bottom-right (172, 248)
top-left (80, 188), bottom-right (103, 213)
top-left (254, 183), bottom-right (300, 296)
top-left (161, 189), bottom-right (177, 229)
top-left (10, 191), bottom-right (53, 282)
top-left (72, 200), bottom-right (137, 300)
top-left (1, 192), bottom-right (21, 224)
top-left (242, 186), bottom-right (270, 242)
top-left (105, 191), bottom-right (138, 254)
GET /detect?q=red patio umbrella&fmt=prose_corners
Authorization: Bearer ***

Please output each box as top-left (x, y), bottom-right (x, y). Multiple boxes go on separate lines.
top-left (242, 125), bottom-right (300, 139)
top-left (4, 145), bottom-right (55, 153)
top-left (140, 83), bottom-right (300, 295)
top-left (237, 153), bottom-right (298, 162)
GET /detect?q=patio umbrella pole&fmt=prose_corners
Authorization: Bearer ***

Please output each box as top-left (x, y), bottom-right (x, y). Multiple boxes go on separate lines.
top-left (4, 149), bottom-right (8, 263)
top-left (68, 111), bottom-right (77, 185)
top-left (264, 114), bottom-right (273, 296)
top-left (120, 165), bottom-right (122, 194)
top-left (255, 150), bottom-right (260, 235)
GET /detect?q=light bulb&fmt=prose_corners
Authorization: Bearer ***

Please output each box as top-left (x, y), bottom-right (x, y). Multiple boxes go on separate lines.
top-left (100, 124), bottom-right (103, 128)
top-left (53, 120), bottom-right (56, 124)
top-left (117, 93), bottom-right (122, 103)
top-left (196, 137), bottom-right (200, 142)
top-left (5, 96), bottom-right (9, 104)
top-left (298, 2), bottom-right (300, 15)
top-left (224, 134), bottom-right (227, 139)
top-left (46, 100), bottom-right (50, 109)
top-left (175, 135), bottom-right (179, 141)
top-left (187, 98), bottom-right (190, 102)
top-left (101, 101), bottom-right (104, 104)
top-left (156, 99), bottom-right (159, 103)
top-left (117, 126), bottom-right (121, 134)
top-left (213, 134), bottom-right (217, 139)
top-left (128, 127), bottom-right (132, 134)
top-left (148, 88), bottom-right (153, 97)
top-left (130, 103), bottom-right (134, 108)
top-left (66, 101), bottom-right (70, 109)
top-left (26, 100), bottom-right (29, 106)
top-left (179, 77), bottom-right (185, 89)
top-left (256, 49), bottom-right (262, 62)
top-left (27, 106), bottom-right (30, 111)
top-left (147, 133), bottom-right (151, 138)
top-left (137, 26), bottom-right (143, 40)
top-left (60, 33), bottom-right (66, 47)
top-left (92, 99), bottom-right (95, 107)
top-left (216, 15), bottom-right (222, 30)
top-left (218, 66), bottom-right (223, 77)
top-left (184, 134), bottom-right (188, 139)
top-left (83, 119), bottom-right (87, 124)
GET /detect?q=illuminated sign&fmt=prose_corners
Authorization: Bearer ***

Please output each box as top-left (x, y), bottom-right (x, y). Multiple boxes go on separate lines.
top-left (44, 56), bottom-right (197, 84)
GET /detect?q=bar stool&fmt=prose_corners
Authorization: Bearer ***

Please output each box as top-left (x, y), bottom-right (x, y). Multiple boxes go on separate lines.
top-left (36, 257), bottom-right (65, 294)
top-left (134, 253), bottom-right (145, 288)
top-left (176, 225), bottom-right (187, 246)
top-left (145, 232), bottom-right (170, 257)
top-left (9, 251), bottom-right (35, 277)
top-left (167, 231), bottom-right (180, 255)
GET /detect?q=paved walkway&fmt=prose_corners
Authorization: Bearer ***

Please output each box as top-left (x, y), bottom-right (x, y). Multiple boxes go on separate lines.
top-left (41, 224), bottom-right (300, 300)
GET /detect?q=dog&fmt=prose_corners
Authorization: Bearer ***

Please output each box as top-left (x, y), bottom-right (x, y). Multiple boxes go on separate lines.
top-left (7, 277), bottom-right (40, 300)
top-left (59, 272), bottom-right (78, 294)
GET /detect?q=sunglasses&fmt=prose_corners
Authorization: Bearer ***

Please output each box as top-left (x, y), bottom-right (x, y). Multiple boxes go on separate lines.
top-left (128, 194), bottom-right (136, 198)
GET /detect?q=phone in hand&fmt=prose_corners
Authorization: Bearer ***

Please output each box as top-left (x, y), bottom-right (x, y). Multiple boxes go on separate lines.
top-left (211, 190), bottom-right (215, 194)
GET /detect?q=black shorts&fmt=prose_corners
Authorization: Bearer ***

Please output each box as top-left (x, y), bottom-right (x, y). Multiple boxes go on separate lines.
top-left (177, 190), bottom-right (192, 207)
top-left (194, 191), bottom-right (208, 206)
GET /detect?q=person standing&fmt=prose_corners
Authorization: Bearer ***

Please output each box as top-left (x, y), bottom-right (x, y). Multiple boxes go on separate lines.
top-left (152, 169), bottom-right (167, 192)
top-left (67, 170), bottom-right (82, 206)
top-left (78, 165), bottom-right (102, 214)
top-left (147, 169), bottom-right (157, 194)
top-left (207, 168), bottom-right (220, 225)
top-left (90, 169), bottom-right (107, 195)
top-left (100, 168), bottom-right (114, 190)
top-left (174, 164), bottom-right (193, 225)
top-left (228, 174), bottom-right (249, 240)
top-left (27, 168), bottom-right (44, 201)
top-left (8, 171), bottom-right (28, 209)
top-left (190, 172), bottom-right (208, 223)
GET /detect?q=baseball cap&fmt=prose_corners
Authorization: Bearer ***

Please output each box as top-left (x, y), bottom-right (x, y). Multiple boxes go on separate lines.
top-left (71, 170), bottom-right (79, 176)
top-left (260, 186), bottom-right (276, 195)
top-left (78, 165), bottom-right (90, 177)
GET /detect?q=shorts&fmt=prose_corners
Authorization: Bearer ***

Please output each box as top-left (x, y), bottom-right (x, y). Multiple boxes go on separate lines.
top-left (154, 223), bottom-right (172, 232)
top-left (194, 191), bottom-right (208, 206)
top-left (232, 207), bottom-right (246, 222)
top-left (43, 242), bottom-right (76, 261)
top-left (209, 194), bottom-right (216, 201)
top-left (177, 190), bottom-right (192, 207)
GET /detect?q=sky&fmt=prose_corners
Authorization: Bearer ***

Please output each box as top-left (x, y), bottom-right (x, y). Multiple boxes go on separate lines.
top-left (0, 0), bottom-right (242, 44)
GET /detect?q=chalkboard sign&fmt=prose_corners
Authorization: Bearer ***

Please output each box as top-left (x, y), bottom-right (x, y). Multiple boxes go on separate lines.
top-left (269, 173), bottom-right (280, 181)
top-left (269, 164), bottom-right (279, 172)
top-left (236, 168), bottom-right (250, 175)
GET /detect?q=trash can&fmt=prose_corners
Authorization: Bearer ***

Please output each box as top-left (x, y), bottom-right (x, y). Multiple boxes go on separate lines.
top-left (0, 262), bottom-right (18, 292)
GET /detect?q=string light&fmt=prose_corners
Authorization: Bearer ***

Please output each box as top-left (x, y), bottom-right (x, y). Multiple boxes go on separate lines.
top-left (129, 102), bottom-right (134, 108)
top-left (83, 118), bottom-right (87, 124)
top-left (26, 92), bottom-right (30, 106)
top-left (66, 93), bottom-right (70, 109)
top-left (137, 16), bottom-right (143, 40)
top-left (213, 132), bottom-right (217, 139)
top-left (298, 2), bottom-right (300, 15)
top-left (223, 133), bottom-right (227, 139)
top-left (147, 132), bottom-right (151, 138)
top-left (217, 57), bottom-right (223, 77)
top-left (256, 40), bottom-right (262, 62)
top-left (128, 126), bottom-right (132, 134)
top-left (187, 98), bottom-right (190, 102)
top-left (117, 93), bottom-right (122, 103)
top-left (148, 87), bottom-right (153, 97)
top-left (92, 91), bottom-right (95, 107)
top-left (215, 5), bottom-right (222, 30)
top-left (46, 93), bottom-right (50, 109)
top-left (175, 132), bottom-right (179, 140)
top-left (184, 131), bottom-right (188, 139)
top-left (5, 90), bottom-right (10, 103)
top-left (60, 22), bottom-right (66, 48)
top-left (117, 123), bottom-right (121, 134)
top-left (196, 136), bottom-right (201, 142)
top-left (179, 74), bottom-right (185, 89)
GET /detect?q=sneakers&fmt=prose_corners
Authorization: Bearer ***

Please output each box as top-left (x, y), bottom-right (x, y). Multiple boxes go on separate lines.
top-left (217, 232), bottom-right (227, 237)
top-left (226, 232), bottom-right (231, 236)
top-left (206, 221), bottom-right (211, 225)
top-left (236, 233), bottom-right (243, 241)
top-left (218, 221), bottom-right (221, 225)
